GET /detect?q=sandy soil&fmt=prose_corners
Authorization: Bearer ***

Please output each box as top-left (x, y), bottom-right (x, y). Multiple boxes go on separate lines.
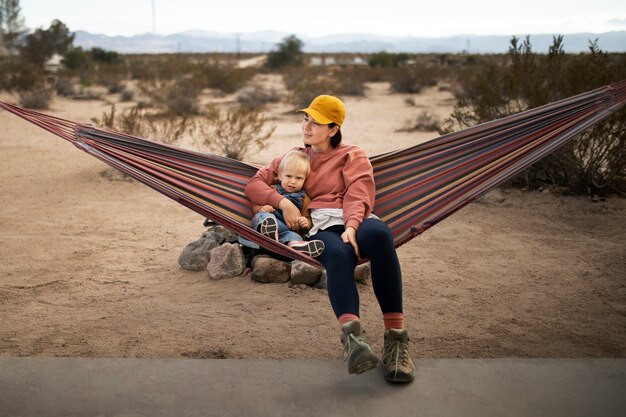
top-left (1, 80), bottom-right (624, 360)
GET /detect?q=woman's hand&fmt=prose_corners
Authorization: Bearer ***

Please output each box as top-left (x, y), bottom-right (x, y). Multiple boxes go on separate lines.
top-left (341, 226), bottom-right (360, 258)
top-left (278, 198), bottom-right (301, 230)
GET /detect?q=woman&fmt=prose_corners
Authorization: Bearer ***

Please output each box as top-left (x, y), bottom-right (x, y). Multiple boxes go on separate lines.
top-left (245, 95), bottom-right (415, 383)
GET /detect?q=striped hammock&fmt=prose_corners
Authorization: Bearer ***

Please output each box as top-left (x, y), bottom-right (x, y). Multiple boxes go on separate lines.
top-left (1, 80), bottom-right (625, 266)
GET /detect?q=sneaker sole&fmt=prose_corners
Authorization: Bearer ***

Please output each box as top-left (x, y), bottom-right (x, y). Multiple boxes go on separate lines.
top-left (350, 358), bottom-right (380, 375)
top-left (290, 240), bottom-right (325, 257)
top-left (259, 217), bottom-right (278, 240)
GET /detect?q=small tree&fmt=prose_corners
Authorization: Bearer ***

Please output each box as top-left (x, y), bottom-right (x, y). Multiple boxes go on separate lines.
top-left (0, 0), bottom-right (27, 58)
top-left (19, 19), bottom-right (74, 67)
top-left (266, 35), bottom-right (304, 69)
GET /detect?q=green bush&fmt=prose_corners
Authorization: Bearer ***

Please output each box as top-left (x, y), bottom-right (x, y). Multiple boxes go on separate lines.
top-left (266, 35), bottom-right (304, 69)
top-left (368, 52), bottom-right (410, 68)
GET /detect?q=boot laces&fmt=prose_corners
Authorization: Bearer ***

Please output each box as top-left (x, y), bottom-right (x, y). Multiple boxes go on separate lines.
top-left (343, 333), bottom-right (368, 360)
top-left (382, 340), bottom-right (412, 367)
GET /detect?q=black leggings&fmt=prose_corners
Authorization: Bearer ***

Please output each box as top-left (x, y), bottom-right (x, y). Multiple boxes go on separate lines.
top-left (314, 218), bottom-right (403, 318)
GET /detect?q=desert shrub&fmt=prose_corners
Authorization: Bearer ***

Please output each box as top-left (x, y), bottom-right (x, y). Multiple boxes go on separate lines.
top-left (140, 77), bottom-right (204, 115)
top-left (90, 47), bottom-right (120, 64)
top-left (368, 52), bottom-right (411, 68)
top-left (19, 84), bottom-right (53, 109)
top-left (441, 36), bottom-right (626, 195)
top-left (62, 47), bottom-right (91, 71)
top-left (388, 66), bottom-right (439, 94)
top-left (332, 68), bottom-right (367, 96)
top-left (236, 85), bottom-right (282, 109)
top-left (54, 76), bottom-right (76, 96)
top-left (92, 105), bottom-right (191, 146)
top-left (197, 105), bottom-right (276, 160)
top-left (120, 87), bottom-right (134, 102)
top-left (2, 61), bottom-right (44, 91)
top-left (96, 63), bottom-right (127, 93)
top-left (199, 64), bottom-right (256, 94)
top-left (400, 110), bottom-right (442, 132)
top-left (283, 66), bottom-right (339, 107)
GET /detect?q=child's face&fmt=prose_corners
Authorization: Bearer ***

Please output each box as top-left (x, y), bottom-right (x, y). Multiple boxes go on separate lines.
top-left (278, 166), bottom-right (307, 193)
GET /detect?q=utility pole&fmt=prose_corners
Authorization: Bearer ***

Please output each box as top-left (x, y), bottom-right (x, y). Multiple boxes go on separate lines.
top-left (151, 0), bottom-right (156, 33)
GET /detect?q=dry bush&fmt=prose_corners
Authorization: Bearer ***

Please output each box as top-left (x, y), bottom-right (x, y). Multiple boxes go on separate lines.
top-left (19, 85), bottom-right (53, 109)
top-left (388, 66), bottom-right (439, 94)
top-left (54, 76), bottom-right (76, 97)
top-left (282, 67), bottom-right (339, 108)
top-left (139, 78), bottom-right (204, 115)
top-left (200, 64), bottom-right (256, 94)
top-left (399, 110), bottom-right (442, 132)
top-left (332, 68), bottom-right (367, 96)
top-left (196, 105), bottom-right (276, 160)
top-left (120, 88), bottom-right (134, 102)
top-left (236, 85), bottom-right (282, 109)
top-left (96, 64), bottom-right (127, 93)
top-left (91, 105), bottom-right (191, 146)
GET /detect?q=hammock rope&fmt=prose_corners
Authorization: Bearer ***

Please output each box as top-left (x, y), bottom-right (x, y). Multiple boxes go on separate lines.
top-left (1, 79), bottom-right (624, 266)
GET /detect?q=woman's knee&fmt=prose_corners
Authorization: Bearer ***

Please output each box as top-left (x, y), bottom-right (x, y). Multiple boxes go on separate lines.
top-left (357, 219), bottom-right (394, 246)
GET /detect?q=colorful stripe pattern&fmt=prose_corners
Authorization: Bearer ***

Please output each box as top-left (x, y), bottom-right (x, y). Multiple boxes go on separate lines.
top-left (1, 80), bottom-right (624, 266)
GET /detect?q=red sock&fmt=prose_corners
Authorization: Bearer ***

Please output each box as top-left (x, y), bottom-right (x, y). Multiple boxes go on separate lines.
top-left (383, 312), bottom-right (404, 330)
top-left (338, 313), bottom-right (359, 327)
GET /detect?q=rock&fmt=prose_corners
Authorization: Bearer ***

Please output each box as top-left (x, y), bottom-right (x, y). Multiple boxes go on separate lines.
top-left (251, 255), bottom-right (291, 283)
top-left (354, 263), bottom-right (371, 285)
top-left (206, 243), bottom-right (246, 279)
top-left (202, 225), bottom-right (239, 243)
top-left (291, 261), bottom-right (323, 286)
top-left (314, 271), bottom-right (328, 290)
top-left (178, 237), bottom-right (220, 271)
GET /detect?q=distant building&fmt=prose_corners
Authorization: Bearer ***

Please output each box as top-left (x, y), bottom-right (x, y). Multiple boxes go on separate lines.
top-left (44, 54), bottom-right (64, 73)
top-left (309, 56), bottom-right (366, 66)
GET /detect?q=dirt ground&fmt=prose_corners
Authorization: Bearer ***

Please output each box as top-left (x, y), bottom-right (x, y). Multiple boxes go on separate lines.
top-left (0, 80), bottom-right (624, 360)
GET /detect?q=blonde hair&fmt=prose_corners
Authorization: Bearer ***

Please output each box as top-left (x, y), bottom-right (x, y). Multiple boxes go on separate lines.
top-left (278, 150), bottom-right (311, 177)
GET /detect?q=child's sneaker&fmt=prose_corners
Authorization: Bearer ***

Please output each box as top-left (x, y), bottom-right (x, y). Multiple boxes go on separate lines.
top-left (288, 240), bottom-right (325, 257)
top-left (258, 217), bottom-right (278, 240)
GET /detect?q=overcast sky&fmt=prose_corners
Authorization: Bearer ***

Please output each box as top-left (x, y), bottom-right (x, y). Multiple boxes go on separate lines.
top-left (19, 0), bottom-right (626, 38)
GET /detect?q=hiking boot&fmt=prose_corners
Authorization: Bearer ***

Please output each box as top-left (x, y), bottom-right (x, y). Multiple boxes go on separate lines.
top-left (341, 320), bottom-right (379, 375)
top-left (288, 240), bottom-right (325, 257)
top-left (258, 217), bottom-right (278, 240)
top-left (381, 328), bottom-right (416, 383)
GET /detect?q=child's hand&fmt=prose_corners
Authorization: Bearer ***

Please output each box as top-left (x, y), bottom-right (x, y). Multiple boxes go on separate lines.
top-left (296, 216), bottom-right (311, 230)
top-left (258, 205), bottom-right (274, 213)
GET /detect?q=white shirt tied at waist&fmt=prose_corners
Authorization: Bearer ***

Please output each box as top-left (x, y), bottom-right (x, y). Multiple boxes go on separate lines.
top-left (307, 208), bottom-right (380, 237)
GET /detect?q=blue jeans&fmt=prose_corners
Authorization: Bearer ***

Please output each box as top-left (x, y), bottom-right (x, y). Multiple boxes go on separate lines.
top-left (251, 211), bottom-right (303, 244)
top-left (313, 218), bottom-right (403, 318)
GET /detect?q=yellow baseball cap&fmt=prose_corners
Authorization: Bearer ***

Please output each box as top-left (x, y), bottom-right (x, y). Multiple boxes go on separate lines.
top-left (298, 95), bottom-right (346, 127)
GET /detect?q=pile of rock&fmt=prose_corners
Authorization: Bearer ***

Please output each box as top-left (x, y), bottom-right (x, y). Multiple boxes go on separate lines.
top-left (178, 223), bottom-right (371, 289)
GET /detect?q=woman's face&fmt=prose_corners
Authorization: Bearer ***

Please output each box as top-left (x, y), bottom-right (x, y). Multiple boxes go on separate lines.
top-left (301, 113), bottom-right (338, 152)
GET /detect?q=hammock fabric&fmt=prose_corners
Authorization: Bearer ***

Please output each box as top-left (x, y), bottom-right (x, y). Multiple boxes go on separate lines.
top-left (1, 80), bottom-right (625, 266)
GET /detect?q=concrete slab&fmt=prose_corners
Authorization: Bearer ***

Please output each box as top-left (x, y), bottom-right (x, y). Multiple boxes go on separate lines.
top-left (1, 358), bottom-right (625, 417)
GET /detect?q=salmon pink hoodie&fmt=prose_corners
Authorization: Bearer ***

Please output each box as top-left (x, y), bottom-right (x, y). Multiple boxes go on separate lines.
top-left (245, 145), bottom-right (375, 231)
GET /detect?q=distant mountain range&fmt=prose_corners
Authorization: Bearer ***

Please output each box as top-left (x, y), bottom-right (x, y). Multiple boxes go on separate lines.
top-left (73, 30), bottom-right (626, 54)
